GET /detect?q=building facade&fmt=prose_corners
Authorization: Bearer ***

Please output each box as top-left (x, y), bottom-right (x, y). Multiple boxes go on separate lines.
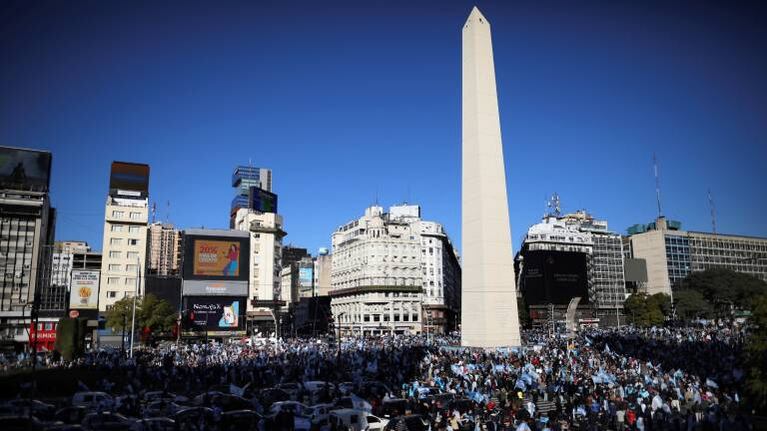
top-left (230, 166), bottom-right (272, 226)
top-left (98, 162), bottom-right (150, 312)
top-left (628, 216), bottom-right (767, 295)
top-left (232, 209), bottom-right (285, 315)
top-left (0, 146), bottom-right (56, 347)
top-left (147, 222), bottom-right (181, 277)
top-left (330, 204), bottom-right (461, 336)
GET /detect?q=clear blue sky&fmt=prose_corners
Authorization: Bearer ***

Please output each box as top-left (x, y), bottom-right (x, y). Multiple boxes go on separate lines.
top-left (2, 0), bottom-right (766, 254)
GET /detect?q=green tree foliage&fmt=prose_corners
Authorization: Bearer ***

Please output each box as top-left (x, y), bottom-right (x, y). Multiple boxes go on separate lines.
top-left (679, 268), bottom-right (767, 309)
top-left (139, 294), bottom-right (177, 333)
top-left (105, 294), bottom-right (177, 335)
top-left (624, 293), bottom-right (669, 327)
top-left (745, 295), bottom-right (767, 414)
top-left (517, 296), bottom-right (531, 329)
top-left (673, 289), bottom-right (713, 320)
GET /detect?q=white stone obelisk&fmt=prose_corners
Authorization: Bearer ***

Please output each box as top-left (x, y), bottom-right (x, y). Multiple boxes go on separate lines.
top-left (461, 7), bottom-right (521, 347)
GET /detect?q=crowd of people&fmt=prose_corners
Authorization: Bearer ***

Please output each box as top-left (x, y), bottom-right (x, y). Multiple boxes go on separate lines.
top-left (0, 321), bottom-right (754, 430)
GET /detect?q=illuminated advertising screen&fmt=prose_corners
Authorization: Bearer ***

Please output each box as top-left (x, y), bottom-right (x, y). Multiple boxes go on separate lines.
top-left (182, 233), bottom-right (249, 281)
top-left (0, 147), bottom-right (52, 192)
top-left (249, 186), bottom-right (278, 214)
top-left (109, 161), bottom-right (149, 197)
top-left (521, 250), bottom-right (589, 306)
top-left (69, 270), bottom-right (100, 310)
top-left (185, 296), bottom-right (245, 332)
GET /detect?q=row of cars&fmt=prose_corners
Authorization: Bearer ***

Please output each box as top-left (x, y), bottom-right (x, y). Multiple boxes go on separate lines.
top-left (0, 379), bottom-right (438, 430)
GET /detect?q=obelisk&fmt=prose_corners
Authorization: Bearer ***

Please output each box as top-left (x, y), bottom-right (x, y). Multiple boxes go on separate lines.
top-left (461, 7), bottom-right (521, 347)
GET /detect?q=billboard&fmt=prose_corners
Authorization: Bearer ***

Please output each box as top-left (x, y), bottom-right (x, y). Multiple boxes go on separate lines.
top-left (183, 280), bottom-right (248, 296)
top-left (0, 147), bottom-right (52, 192)
top-left (521, 250), bottom-right (589, 306)
top-left (109, 161), bottom-right (149, 197)
top-left (249, 186), bottom-right (278, 214)
top-left (182, 233), bottom-right (250, 281)
top-left (185, 296), bottom-right (245, 333)
top-left (299, 266), bottom-right (313, 290)
top-left (69, 270), bottom-right (100, 310)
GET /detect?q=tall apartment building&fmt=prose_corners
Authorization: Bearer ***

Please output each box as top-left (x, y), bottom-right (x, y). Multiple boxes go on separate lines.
top-left (627, 216), bottom-right (767, 295)
top-left (146, 222), bottom-right (181, 277)
top-left (330, 204), bottom-right (461, 336)
top-left (0, 147), bottom-right (56, 346)
top-left (314, 249), bottom-right (332, 296)
top-left (232, 208), bottom-right (285, 314)
top-left (98, 162), bottom-right (150, 312)
top-left (46, 241), bottom-right (90, 314)
top-left (230, 166), bottom-right (272, 227)
top-left (560, 211), bottom-right (627, 308)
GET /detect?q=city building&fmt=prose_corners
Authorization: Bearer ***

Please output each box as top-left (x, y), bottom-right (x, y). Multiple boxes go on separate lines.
top-left (282, 246), bottom-right (309, 267)
top-left (230, 166), bottom-right (272, 227)
top-left (314, 249), bottom-right (332, 296)
top-left (232, 208), bottom-right (286, 330)
top-left (515, 199), bottom-right (627, 327)
top-left (330, 204), bottom-right (461, 336)
top-left (146, 222), bottom-right (181, 277)
top-left (98, 162), bottom-right (150, 312)
top-left (0, 146), bottom-right (56, 348)
top-left (627, 216), bottom-right (767, 295)
top-left (45, 241), bottom-right (91, 315)
top-left (180, 228), bottom-right (249, 337)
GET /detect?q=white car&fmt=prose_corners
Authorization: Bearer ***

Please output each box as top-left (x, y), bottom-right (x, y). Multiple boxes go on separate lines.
top-left (306, 403), bottom-right (335, 425)
top-left (365, 413), bottom-right (389, 431)
top-left (328, 408), bottom-right (379, 431)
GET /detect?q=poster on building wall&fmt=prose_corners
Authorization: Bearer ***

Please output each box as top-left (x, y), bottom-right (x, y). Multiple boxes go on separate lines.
top-left (69, 270), bottom-right (100, 310)
top-left (193, 240), bottom-right (241, 277)
top-left (299, 267), bottom-right (313, 289)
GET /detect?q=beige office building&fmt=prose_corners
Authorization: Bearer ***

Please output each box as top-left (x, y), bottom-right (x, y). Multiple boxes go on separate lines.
top-left (147, 222), bottom-right (181, 276)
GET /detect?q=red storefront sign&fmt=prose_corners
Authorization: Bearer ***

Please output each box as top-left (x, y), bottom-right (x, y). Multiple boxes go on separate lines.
top-left (29, 322), bottom-right (57, 351)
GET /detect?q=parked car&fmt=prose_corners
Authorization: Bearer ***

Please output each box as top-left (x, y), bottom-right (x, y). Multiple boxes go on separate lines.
top-left (81, 411), bottom-right (135, 431)
top-left (306, 403), bottom-right (335, 425)
top-left (172, 407), bottom-right (214, 431)
top-left (3, 399), bottom-right (56, 420)
top-left (365, 413), bottom-right (389, 431)
top-left (275, 382), bottom-right (303, 400)
top-left (55, 406), bottom-right (89, 424)
top-left (72, 392), bottom-right (114, 409)
top-left (129, 418), bottom-right (178, 431)
top-left (219, 409), bottom-right (261, 431)
top-left (383, 415), bottom-right (430, 431)
top-left (257, 388), bottom-right (290, 409)
top-left (328, 408), bottom-right (369, 431)
top-left (142, 400), bottom-right (184, 418)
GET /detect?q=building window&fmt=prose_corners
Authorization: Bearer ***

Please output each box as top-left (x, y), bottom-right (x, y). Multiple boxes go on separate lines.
top-left (107, 291), bottom-right (117, 298)
top-left (128, 226), bottom-right (140, 234)
top-left (129, 212), bottom-right (141, 220)
top-left (129, 239), bottom-right (139, 246)
top-left (111, 225), bottom-right (124, 232)
top-left (108, 264), bottom-right (121, 272)
top-left (110, 238), bottom-right (123, 246)
top-left (107, 277), bottom-right (119, 285)
top-left (125, 277), bottom-right (136, 285)
top-left (109, 251), bottom-right (121, 259)
top-left (126, 264), bottom-right (138, 273)
top-left (112, 211), bottom-right (124, 218)
top-left (127, 251), bottom-right (139, 259)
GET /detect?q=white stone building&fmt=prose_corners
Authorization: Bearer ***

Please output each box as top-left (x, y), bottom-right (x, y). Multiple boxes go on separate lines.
top-left (98, 196), bottom-right (148, 311)
top-left (330, 204), bottom-right (460, 336)
top-left (232, 209), bottom-right (285, 317)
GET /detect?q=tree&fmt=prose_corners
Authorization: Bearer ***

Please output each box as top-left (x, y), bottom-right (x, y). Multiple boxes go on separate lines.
top-left (105, 294), bottom-right (177, 335)
top-left (679, 268), bottom-right (767, 311)
top-left (745, 295), bottom-right (767, 414)
top-left (624, 293), bottom-right (667, 327)
top-left (673, 289), bottom-right (713, 320)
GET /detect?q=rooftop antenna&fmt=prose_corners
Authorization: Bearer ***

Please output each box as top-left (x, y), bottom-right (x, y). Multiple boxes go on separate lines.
top-left (653, 153), bottom-right (663, 218)
top-left (708, 188), bottom-right (717, 234)
top-left (151, 202), bottom-right (157, 224)
top-left (166, 200), bottom-right (170, 224)
top-left (546, 192), bottom-right (561, 217)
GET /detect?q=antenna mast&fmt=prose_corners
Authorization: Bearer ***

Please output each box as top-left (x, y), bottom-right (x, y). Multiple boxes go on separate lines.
top-left (708, 189), bottom-right (717, 234)
top-left (653, 153), bottom-right (663, 217)
top-left (151, 202), bottom-right (156, 224)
